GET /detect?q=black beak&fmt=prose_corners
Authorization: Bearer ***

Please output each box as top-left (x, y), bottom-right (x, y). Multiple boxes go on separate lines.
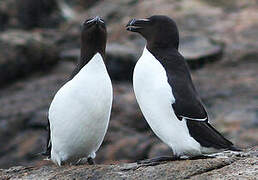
top-left (126, 18), bottom-right (150, 32)
top-left (84, 16), bottom-right (105, 26)
top-left (94, 16), bottom-right (105, 24)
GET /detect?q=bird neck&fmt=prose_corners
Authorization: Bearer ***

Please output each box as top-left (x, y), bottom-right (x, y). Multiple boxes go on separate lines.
top-left (69, 49), bottom-right (105, 80)
top-left (146, 44), bottom-right (189, 75)
top-left (147, 42), bottom-right (178, 53)
top-left (146, 34), bottom-right (179, 51)
top-left (146, 44), bottom-right (178, 58)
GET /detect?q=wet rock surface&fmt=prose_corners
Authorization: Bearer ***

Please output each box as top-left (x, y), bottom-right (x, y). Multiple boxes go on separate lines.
top-left (0, 147), bottom-right (257, 180)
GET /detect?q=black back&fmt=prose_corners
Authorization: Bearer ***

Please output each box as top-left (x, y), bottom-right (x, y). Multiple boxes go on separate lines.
top-left (149, 46), bottom-right (236, 149)
top-left (148, 47), bottom-right (208, 120)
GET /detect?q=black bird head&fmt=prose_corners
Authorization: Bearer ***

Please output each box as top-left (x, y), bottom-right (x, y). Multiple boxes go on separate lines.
top-left (81, 16), bottom-right (107, 58)
top-left (126, 15), bottom-right (179, 49)
top-left (70, 16), bottom-right (107, 79)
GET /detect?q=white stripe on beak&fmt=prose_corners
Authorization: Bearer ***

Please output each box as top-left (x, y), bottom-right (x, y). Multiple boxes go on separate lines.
top-left (137, 18), bottom-right (150, 22)
top-left (85, 18), bottom-right (95, 24)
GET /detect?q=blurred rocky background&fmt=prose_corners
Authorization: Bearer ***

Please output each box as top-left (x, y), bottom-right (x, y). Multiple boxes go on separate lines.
top-left (0, 0), bottom-right (257, 169)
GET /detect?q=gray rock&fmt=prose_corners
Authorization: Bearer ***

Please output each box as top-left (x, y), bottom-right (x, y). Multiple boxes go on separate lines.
top-left (0, 0), bottom-right (63, 30)
top-left (0, 147), bottom-right (257, 180)
top-left (106, 43), bottom-right (139, 81)
top-left (179, 35), bottom-right (223, 69)
top-left (62, 0), bottom-right (100, 9)
top-left (0, 61), bottom-right (73, 169)
top-left (87, 0), bottom-right (137, 23)
top-left (0, 30), bottom-right (60, 86)
top-left (60, 43), bottom-right (140, 81)
top-left (59, 48), bottom-right (80, 61)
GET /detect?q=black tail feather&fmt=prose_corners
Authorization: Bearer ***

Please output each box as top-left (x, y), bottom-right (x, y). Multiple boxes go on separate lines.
top-left (186, 120), bottom-right (238, 150)
top-left (42, 118), bottom-right (51, 158)
top-left (228, 145), bottom-right (242, 152)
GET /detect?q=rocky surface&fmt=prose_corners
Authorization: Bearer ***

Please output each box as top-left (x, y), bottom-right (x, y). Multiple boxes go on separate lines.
top-left (179, 35), bottom-right (223, 69)
top-left (0, 30), bottom-right (60, 86)
top-left (62, 0), bottom-right (100, 9)
top-left (0, 0), bottom-right (257, 176)
top-left (0, 147), bottom-right (257, 180)
top-left (0, 0), bottom-right (63, 30)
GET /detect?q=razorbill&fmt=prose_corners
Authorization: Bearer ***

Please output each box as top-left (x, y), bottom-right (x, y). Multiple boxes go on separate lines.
top-left (43, 16), bottom-right (113, 166)
top-left (126, 15), bottom-right (239, 163)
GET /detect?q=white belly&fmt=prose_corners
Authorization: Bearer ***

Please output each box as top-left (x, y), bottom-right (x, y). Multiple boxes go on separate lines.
top-left (49, 53), bottom-right (112, 165)
top-left (133, 47), bottom-right (201, 156)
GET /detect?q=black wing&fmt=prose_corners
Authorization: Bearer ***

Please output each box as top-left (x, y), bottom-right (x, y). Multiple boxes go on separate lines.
top-left (186, 120), bottom-right (240, 150)
top-left (155, 48), bottom-right (208, 121)
top-left (147, 47), bottom-right (207, 121)
top-left (42, 118), bottom-right (51, 158)
top-left (149, 48), bottom-right (238, 150)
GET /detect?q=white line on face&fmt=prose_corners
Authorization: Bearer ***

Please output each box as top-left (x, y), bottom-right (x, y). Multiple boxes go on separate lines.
top-left (137, 18), bottom-right (150, 22)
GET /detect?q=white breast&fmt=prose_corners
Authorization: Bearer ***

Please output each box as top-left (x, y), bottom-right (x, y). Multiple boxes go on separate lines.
top-left (133, 47), bottom-right (201, 156)
top-left (49, 53), bottom-right (113, 165)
